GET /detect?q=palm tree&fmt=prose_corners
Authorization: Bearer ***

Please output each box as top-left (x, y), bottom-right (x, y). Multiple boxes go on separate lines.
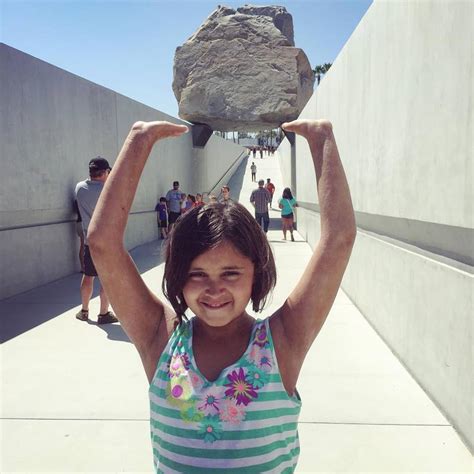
top-left (312, 63), bottom-right (332, 85)
top-left (322, 63), bottom-right (332, 75)
top-left (313, 65), bottom-right (324, 85)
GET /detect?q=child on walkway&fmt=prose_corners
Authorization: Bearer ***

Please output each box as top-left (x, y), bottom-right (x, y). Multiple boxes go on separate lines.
top-left (184, 194), bottom-right (196, 213)
top-left (87, 119), bottom-right (356, 473)
top-left (195, 193), bottom-right (204, 207)
top-left (155, 197), bottom-right (168, 239)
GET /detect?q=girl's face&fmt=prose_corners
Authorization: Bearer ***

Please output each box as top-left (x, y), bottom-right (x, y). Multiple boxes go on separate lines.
top-left (183, 241), bottom-right (254, 327)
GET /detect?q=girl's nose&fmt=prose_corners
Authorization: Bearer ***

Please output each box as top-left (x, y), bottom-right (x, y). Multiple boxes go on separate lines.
top-left (205, 281), bottom-right (223, 295)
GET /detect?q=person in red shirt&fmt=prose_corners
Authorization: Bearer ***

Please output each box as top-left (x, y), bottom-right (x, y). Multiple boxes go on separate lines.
top-left (194, 193), bottom-right (204, 207)
top-left (265, 178), bottom-right (276, 208)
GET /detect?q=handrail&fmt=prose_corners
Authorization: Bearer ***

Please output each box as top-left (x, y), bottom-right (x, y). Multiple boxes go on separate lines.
top-left (205, 150), bottom-right (247, 195)
top-left (0, 152), bottom-right (248, 232)
top-left (0, 209), bottom-right (156, 232)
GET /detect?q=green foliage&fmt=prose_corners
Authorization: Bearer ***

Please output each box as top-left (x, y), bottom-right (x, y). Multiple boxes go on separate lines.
top-left (312, 63), bottom-right (332, 85)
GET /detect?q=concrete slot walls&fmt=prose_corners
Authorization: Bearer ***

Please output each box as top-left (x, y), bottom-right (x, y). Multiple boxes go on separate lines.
top-left (278, 0), bottom-right (473, 454)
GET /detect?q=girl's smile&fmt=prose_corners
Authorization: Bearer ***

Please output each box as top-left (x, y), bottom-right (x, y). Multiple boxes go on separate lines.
top-left (183, 241), bottom-right (255, 326)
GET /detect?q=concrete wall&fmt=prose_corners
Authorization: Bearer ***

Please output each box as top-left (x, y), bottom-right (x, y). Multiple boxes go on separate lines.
top-left (0, 44), bottom-right (245, 300)
top-left (278, 1), bottom-right (473, 452)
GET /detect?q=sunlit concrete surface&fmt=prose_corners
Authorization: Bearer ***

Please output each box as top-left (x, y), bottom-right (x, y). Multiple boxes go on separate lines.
top-left (1, 151), bottom-right (471, 473)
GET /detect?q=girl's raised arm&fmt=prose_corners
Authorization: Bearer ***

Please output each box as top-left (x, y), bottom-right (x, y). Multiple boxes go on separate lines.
top-left (88, 121), bottom-right (188, 381)
top-left (270, 120), bottom-right (356, 394)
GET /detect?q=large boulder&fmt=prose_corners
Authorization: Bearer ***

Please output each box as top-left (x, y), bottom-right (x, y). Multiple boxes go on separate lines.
top-left (172, 5), bottom-right (314, 132)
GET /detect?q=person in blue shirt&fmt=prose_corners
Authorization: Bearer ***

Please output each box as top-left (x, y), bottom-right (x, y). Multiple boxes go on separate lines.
top-left (166, 181), bottom-right (184, 232)
top-left (278, 187), bottom-right (298, 241)
top-left (155, 197), bottom-right (168, 239)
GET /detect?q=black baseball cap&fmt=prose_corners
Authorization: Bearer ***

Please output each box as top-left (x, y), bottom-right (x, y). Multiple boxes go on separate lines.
top-left (89, 156), bottom-right (111, 172)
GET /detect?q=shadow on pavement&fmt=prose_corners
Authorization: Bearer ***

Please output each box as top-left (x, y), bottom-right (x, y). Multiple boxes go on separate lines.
top-left (0, 239), bottom-right (166, 344)
top-left (226, 155), bottom-right (249, 200)
top-left (94, 319), bottom-right (132, 343)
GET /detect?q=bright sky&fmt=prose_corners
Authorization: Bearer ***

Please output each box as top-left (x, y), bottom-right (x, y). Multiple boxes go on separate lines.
top-left (1, 0), bottom-right (373, 117)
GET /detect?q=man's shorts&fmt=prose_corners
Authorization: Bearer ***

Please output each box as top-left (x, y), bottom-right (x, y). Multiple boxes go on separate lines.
top-left (84, 245), bottom-right (98, 277)
top-left (159, 219), bottom-right (168, 228)
top-left (168, 211), bottom-right (181, 225)
top-left (75, 222), bottom-right (84, 238)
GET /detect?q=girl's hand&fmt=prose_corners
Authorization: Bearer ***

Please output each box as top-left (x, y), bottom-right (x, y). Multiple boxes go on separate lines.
top-left (281, 119), bottom-right (332, 141)
top-left (132, 120), bottom-right (189, 143)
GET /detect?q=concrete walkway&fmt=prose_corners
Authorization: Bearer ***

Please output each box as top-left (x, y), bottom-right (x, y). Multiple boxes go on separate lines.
top-left (1, 150), bottom-right (472, 473)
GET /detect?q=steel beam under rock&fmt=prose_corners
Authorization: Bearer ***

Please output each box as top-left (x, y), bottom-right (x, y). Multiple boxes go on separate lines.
top-left (192, 123), bottom-right (213, 148)
top-left (283, 130), bottom-right (295, 146)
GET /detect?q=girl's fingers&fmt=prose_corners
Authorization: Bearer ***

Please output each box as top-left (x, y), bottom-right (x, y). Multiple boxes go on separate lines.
top-left (281, 120), bottom-right (302, 135)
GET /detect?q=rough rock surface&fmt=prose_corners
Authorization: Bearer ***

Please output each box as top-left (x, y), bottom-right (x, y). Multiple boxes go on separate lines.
top-left (173, 5), bottom-right (314, 131)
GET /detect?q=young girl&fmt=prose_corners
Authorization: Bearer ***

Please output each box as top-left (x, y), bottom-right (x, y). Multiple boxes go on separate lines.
top-left (87, 119), bottom-right (356, 473)
top-left (194, 193), bottom-right (204, 207)
top-left (185, 194), bottom-right (196, 212)
top-left (278, 187), bottom-right (298, 241)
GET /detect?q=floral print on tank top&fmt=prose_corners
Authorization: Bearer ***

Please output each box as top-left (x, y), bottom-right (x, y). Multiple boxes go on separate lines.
top-left (165, 319), bottom-right (272, 443)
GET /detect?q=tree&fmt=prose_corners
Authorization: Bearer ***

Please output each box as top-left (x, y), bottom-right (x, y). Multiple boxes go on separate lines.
top-left (322, 63), bottom-right (332, 73)
top-left (312, 63), bottom-right (332, 85)
top-left (256, 128), bottom-right (279, 146)
top-left (313, 65), bottom-right (324, 85)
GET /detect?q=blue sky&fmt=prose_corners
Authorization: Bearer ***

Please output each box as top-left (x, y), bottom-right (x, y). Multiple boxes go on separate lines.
top-left (1, 0), bottom-right (372, 117)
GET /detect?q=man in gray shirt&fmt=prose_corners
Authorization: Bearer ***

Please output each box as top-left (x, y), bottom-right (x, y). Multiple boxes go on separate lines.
top-left (166, 180), bottom-right (183, 232)
top-left (75, 157), bottom-right (118, 324)
top-left (250, 179), bottom-right (271, 233)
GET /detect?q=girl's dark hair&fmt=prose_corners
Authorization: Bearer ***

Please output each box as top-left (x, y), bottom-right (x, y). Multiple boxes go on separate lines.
top-left (282, 187), bottom-right (293, 200)
top-left (162, 202), bottom-right (276, 323)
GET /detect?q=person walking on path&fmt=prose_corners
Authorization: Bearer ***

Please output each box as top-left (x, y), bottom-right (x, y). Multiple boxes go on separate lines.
top-left (74, 157), bottom-right (118, 324)
top-left (250, 179), bottom-right (271, 233)
top-left (86, 118), bottom-right (355, 472)
top-left (250, 162), bottom-right (257, 182)
top-left (265, 178), bottom-right (276, 208)
top-left (166, 181), bottom-right (183, 231)
top-left (279, 187), bottom-right (298, 241)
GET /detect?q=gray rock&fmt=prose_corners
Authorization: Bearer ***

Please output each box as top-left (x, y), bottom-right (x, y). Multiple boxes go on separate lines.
top-left (236, 5), bottom-right (294, 46)
top-left (173, 4), bottom-right (314, 132)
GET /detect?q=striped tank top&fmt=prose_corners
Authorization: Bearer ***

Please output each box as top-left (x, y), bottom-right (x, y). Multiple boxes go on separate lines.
top-left (149, 317), bottom-right (302, 473)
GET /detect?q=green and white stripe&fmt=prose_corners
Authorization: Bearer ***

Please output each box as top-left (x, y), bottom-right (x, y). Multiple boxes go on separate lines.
top-left (149, 318), bottom-right (302, 473)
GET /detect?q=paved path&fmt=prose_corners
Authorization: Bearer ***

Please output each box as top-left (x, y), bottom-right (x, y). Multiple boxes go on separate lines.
top-left (1, 150), bottom-right (472, 473)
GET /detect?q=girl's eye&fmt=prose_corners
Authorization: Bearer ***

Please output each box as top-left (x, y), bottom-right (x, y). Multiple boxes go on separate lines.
top-left (222, 271), bottom-right (240, 279)
top-left (188, 272), bottom-right (206, 279)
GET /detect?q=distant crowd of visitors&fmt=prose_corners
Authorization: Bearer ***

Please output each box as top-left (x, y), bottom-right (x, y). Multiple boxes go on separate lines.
top-left (154, 182), bottom-right (235, 239)
top-left (248, 145), bottom-right (277, 159)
